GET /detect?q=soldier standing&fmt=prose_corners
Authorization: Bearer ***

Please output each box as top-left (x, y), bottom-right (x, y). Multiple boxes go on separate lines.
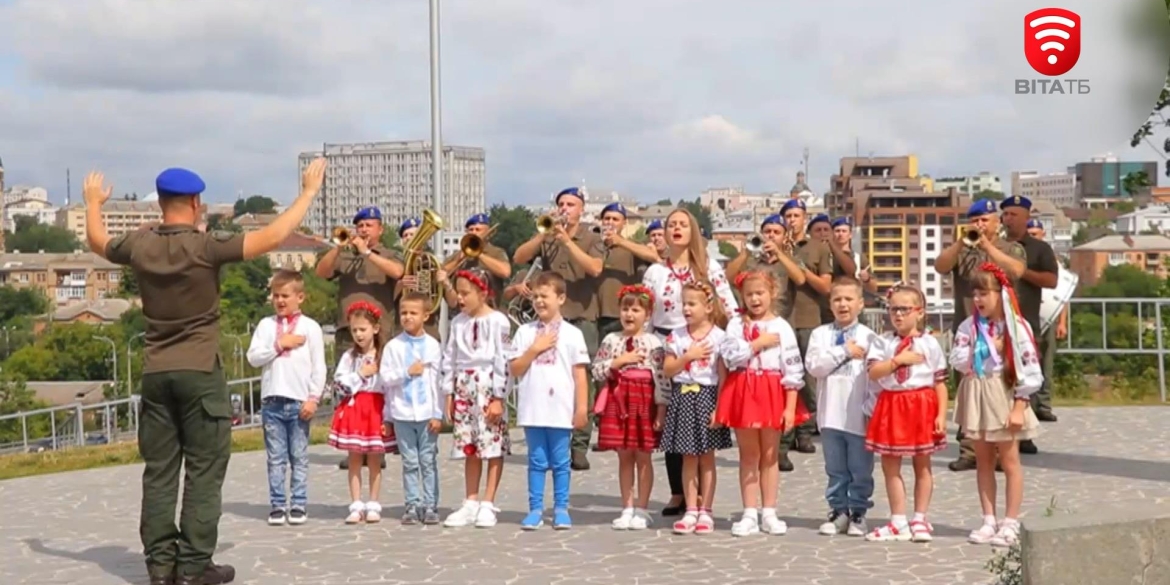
top-left (593, 203), bottom-right (660, 339)
top-left (1026, 218), bottom-right (1063, 422)
top-left (84, 160), bottom-right (326, 585)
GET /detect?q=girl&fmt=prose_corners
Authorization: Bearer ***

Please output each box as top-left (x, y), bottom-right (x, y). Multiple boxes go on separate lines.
top-left (642, 208), bottom-right (738, 516)
top-left (863, 282), bottom-right (948, 543)
top-left (718, 271), bottom-right (809, 537)
top-left (950, 262), bottom-right (1042, 548)
top-left (592, 284), bottom-right (670, 531)
top-left (441, 267), bottom-right (513, 529)
top-left (328, 300), bottom-right (394, 524)
top-left (659, 281), bottom-right (734, 535)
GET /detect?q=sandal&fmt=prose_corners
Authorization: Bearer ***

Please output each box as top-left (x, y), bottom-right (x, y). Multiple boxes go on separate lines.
top-left (364, 502), bottom-right (382, 523)
top-left (672, 510), bottom-right (698, 535)
top-left (989, 521), bottom-right (1020, 548)
top-left (865, 522), bottom-right (912, 542)
top-left (909, 520), bottom-right (933, 542)
top-left (345, 501), bottom-right (365, 525)
top-left (694, 510), bottom-right (715, 535)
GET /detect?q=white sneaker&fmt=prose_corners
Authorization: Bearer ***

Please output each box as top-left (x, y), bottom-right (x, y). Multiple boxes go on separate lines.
top-left (612, 510), bottom-right (634, 530)
top-left (364, 502), bottom-right (382, 523)
top-left (474, 502), bottom-right (499, 528)
top-left (989, 521), bottom-right (1020, 548)
top-left (818, 511), bottom-right (849, 536)
top-left (345, 501), bottom-right (364, 525)
top-left (847, 514), bottom-right (867, 537)
top-left (968, 522), bottom-right (999, 545)
top-left (443, 500), bottom-right (480, 528)
top-left (629, 509), bottom-right (652, 530)
top-left (760, 514), bottom-right (788, 536)
top-left (731, 514), bottom-right (760, 537)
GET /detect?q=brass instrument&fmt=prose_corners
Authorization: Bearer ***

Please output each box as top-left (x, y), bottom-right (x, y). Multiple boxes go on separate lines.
top-left (507, 258), bottom-right (543, 327)
top-left (536, 213), bottom-right (558, 235)
top-left (330, 227), bottom-right (352, 247)
top-left (963, 227), bottom-right (982, 247)
top-left (401, 209), bottom-right (445, 316)
top-left (744, 233), bottom-right (767, 258)
top-left (458, 224), bottom-right (498, 260)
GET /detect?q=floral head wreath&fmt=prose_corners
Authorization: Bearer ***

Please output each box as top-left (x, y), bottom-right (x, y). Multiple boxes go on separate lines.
top-left (346, 300), bottom-right (382, 321)
top-left (682, 279), bottom-right (715, 302)
top-left (454, 268), bottom-right (492, 297)
top-left (618, 284), bottom-right (654, 308)
top-left (734, 270), bottom-right (774, 291)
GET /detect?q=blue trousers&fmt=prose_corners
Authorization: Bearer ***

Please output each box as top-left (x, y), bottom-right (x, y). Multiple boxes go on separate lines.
top-left (821, 428), bottom-right (875, 515)
top-left (393, 419), bottom-right (440, 508)
top-left (524, 427), bottom-right (572, 512)
top-left (262, 397), bottom-right (311, 509)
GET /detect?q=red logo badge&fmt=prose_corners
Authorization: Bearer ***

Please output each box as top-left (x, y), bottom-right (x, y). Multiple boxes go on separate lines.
top-left (1024, 8), bottom-right (1081, 77)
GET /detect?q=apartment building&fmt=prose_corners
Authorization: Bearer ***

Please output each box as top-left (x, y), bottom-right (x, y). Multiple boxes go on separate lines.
top-left (2, 186), bottom-right (58, 231)
top-left (1012, 170), bottom-right (1077, 208)
top-left (1029, 199), bottom-right (1075, 254)
top-left (268, 233), bottom-right (329, 271)
top-left (1069, 234), bottom-right (1170, 286)
top-left (933, 171), bottom-right (1003, 195)
top-left (57, 200), bottom-right (165, 241)
top-left (1071, 155), bottom-right (1158, 207)
top-left (298, 141), bottom-right (486, 257)
top-left (0, 251), bottom-right (121, 305)
top-left (826, 155), bottom-right (933, 218)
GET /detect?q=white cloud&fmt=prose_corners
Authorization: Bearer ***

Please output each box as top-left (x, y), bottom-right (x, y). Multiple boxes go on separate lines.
top-left (0, 0), bottom-right (1165, 207)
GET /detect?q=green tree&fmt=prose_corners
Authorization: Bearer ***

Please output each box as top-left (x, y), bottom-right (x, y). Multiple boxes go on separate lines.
top-left (1121, 171), bottom-right (1152, 198)
top-left (486, 203), bottom-right (537, 257)
top-left (1129, 0), bottom-right (1170, 177)
top-left (974, 189), bottom-right (1005, 201)
top-left (206, 213), bottom-right (241, 233)
top-left (0, 286), bottom-right (48, 324)
top-left (0, 379), bottom-right (51, 443)
top-left (301, 268), bottom-right (339, 327)
top-left (4, 216), bottom-right (82, 253)
top-left (718, 241), bottom-right (739, 259)
top-left (117, 306), bottom-right (146, 339)
top-left (116, 266), bottom-right (139, 298)
top-left (679, 198), bottom-right (713, 236)
top-left (629, 225), bottom-right (648, 244)
top-left (233, 195), bottom-right (278, 217)
top-left (654, 198), bottom-right (673, 206)
top-left (380, 228), bottom-right (401, 252)
top-left (218, 258), bottom-right (274, 333)
top-left (2, 323), bottom-right (119, 381)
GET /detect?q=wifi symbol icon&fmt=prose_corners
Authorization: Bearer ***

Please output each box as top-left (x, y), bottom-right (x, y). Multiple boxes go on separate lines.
top-left (1024, 8), bottom-right (1082, 77)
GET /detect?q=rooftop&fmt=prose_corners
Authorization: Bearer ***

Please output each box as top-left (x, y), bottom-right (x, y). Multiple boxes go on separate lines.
top-left (26, 380), bottom-right (112, 406)
top-left (0, 251), bottom-right (118, 270)
top-left (276, 233), bottom-right (329, 252)
top-left (1074, 234), bottom-right (1170, 252)
top-left (48, 298), bottom-right (133, 322)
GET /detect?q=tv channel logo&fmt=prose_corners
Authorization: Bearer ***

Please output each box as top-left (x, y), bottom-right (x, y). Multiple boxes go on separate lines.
top-left (1016, 7), bottom-right (1089, 95)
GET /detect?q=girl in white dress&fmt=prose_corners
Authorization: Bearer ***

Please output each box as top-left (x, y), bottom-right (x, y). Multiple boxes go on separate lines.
top-left (950, 262), bottom-right (1042, 549)
top-left (441, 268), bottom-right (513, 529)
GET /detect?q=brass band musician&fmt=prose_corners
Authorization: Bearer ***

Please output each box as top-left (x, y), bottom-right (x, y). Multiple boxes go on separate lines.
top-left (594, 203), bottom-right (660, 339)
top-left (441, 213), bottom-right (512, 306)
top-left (394, 217), bottom-right (444, 339)
top-left (725, 213), bottom-right (807, 321)
top-left (645, 219), bottom-right (667, 262)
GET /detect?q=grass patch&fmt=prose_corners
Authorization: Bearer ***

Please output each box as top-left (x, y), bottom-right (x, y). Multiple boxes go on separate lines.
top-left (0, 425), bottom-right (331, 482)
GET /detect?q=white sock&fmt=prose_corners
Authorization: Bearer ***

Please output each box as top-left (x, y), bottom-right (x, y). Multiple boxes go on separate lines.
top-left (480, 501), bottom-right (493, 510)
top-left (620, 507), bottom-right (634, 517)
top-left (743, 508), bottom-right (759, 520)
top-left (1002, 517), bottom-right (1019, 526)
top-left (634, 507), bottom-right (648, 516)
top-left (983, 514), bottom-right (998, 527)
top-left (891, 514), bottom-right (908, 528)
top-left (761, 507), bottom-right (777, 518)
top-left (912, 512), bottom-right (926, 523)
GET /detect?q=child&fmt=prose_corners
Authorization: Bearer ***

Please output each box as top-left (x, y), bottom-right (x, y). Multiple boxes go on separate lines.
top-left (660, 280), bottom-right (734, 535)
top-left (592, 284), bottom-right (669, 530)
top-left (328, 300), bottom-right (393, 524)
top-left (381, 291), bottom-right (443, 526)
top-left (950, 262), bottom-right (1042, 548)
top-left (718, 270), bottom-right (808, 537)
top-left (506, 272), bottom-right (591, 530)
top-left (442, 267), bottom-right (513, 529)
top-left (804, 276), bottom-right (879, 537)
top-left (246, 270), bottom-right (327, 526)
top-left (863, 282), bottom-right (948, 543)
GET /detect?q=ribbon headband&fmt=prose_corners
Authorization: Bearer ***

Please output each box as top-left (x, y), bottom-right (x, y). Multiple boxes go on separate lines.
top-left (733, 270), bottom-right (770, 291)
top-left (346, 300), bottom-right (382, 321)
top-left (683, 280), bottom-right (715, 302)
top-left (454, 269), bottom-right (492, 297)
top-left (980, 262), bottom-right (1011, 289)
top-left (886, 280), bottom-right (920, 300)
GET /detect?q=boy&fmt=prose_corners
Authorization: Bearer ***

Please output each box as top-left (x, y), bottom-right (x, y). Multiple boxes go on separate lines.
top-left (380, 292), bottom-right (443, 526)
top-left (245, 269), bottom-right (327, 526)
top-left (504, 272), bottom-right (590, 531)
top-left (803, 276), bottom-right (879, 537)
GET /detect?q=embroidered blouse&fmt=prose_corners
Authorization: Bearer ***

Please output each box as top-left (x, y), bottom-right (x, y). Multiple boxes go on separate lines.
top-left (721, 316), bottom-right (805, 390)
top-left (865, 332), bottom-right (948, 393)
top-left (441, 310), bottom-right (511, 399)
top-left (642, 257), bottom-right (738, 331)
top-left (663, 325), bottom-right (730, 387)
top-left (949, 315), bottom-right (1044, 399)
top-left (592, 331), bottom-right (671, 405)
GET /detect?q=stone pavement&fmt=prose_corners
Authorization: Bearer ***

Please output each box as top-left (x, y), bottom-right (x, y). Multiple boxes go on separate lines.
top-left (2, 406), bottom-right (1168, 585)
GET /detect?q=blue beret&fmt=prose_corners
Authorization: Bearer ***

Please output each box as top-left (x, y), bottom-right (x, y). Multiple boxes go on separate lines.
top-left (398, 217), bottom-right (420, 237)
top-left (465, 213), bottom-right (490, 228)
top-left (780, 198), bottom-right (807, 213)
top-left (353, 206), bottom-right (383, 224)
top-left (831, 216), bottom-right (852, 228)
top-left (967, 198), bottom-right (998, 218)
top-left (646, 219), bottom-right (664, 232)
top-left (555, 187), bottom-right (585, 204)
top-left (1000, 195), bottom-right (1033, 211)
top-left (601, 202), bottom-right (627, 217)
top-left (761, 214), bottom-right (784, 229)
top-left (808, 213), bottom-right (830, 228)
top-left (1027, 218), bottom-right (1043, 229)
top-left (155, 168), bottom-right (205, 197)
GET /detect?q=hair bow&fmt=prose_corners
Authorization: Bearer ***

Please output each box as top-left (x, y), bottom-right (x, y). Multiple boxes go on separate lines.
top-left (346, 300), bottom-right (382, 321)
top-left (885, 280), bottom-right (916, 299)
top-left (618, 284), bottom-right (654, 307)
top-left (454, 268), bottom-right (492, 296)
top-left (733, 271), bottom-right (752, 290)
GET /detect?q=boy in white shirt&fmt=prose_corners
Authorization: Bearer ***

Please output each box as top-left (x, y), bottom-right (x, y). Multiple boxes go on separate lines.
top-left (380, 291), bottom-right (444, 526)
top-left (505, 272), bottom-right (589, 531)
top-left (245, 270), bottom-right (327, 526)
top-left (803, 276), bottom-right (878, 537)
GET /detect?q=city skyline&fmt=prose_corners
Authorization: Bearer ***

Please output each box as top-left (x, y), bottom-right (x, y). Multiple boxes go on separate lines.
top-left (0, 0), bottom-right (1166, 205)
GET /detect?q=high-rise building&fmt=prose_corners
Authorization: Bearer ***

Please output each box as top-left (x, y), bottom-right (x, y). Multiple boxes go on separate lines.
top-left (1070, 154), bottom-right (1158, 207)
top-left (298, 141), bottom-right (486, 255)
top-left (829, 155), bottom-right (970, 311)
top-left (1011, 170), bottom-right (1077, 208)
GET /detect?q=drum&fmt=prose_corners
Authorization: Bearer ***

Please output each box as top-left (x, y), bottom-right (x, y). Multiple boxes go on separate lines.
top-left (1039, 267), bottom-right (1078, 333)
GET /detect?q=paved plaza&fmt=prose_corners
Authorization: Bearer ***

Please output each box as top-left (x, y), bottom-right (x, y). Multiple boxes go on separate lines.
top-left (2, 406), bottom-right (1168, 585)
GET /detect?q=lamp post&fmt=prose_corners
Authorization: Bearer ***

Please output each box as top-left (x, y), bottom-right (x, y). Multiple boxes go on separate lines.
top-left (127, 332), bottom-right (145, 397)
top-left (429, 0), bottom-right (447, 344)
top-left (94, 335), bottom-right (118, 390)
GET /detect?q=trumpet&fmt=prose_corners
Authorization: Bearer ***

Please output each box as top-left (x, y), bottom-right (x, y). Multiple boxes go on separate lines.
top-left (744, 233), bottom-right (768, 258)
top-left (458, 224), bottom-right (498, 260)
top-left (330, 226), bottom-right (352, 247)
top-left (536, 213), bottom-right (559, 234)
top-left (963, 227), bottom-right (983, 247)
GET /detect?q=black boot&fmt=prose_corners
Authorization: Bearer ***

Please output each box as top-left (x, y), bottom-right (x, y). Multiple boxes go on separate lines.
top-left (779, 451), bottom-right (795, 472)
top-left (795, 435), bottom-right (817, 454)
top-left (570, 449), bottom-right (590, 471)
top-left (948, 457), bottom-right (977, 472)
top-left (1019, 439), bottom-right (1039, 455)
top-left (146, 564), bottom-right (174, 585)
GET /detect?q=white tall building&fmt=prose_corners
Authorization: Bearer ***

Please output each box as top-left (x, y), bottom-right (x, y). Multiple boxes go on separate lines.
top-left (298, 141), bottom-right (486, 255)
top-left (1012, 170), bottom-right (1077, 209)
top-left (2, 186), bottom-right (58, 231)
top-left (932, 171), bottom-right (1003, 195)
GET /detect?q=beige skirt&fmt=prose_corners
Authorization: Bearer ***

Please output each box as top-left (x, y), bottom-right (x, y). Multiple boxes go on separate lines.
top-left (954, 375), bottom-right (1040, 443)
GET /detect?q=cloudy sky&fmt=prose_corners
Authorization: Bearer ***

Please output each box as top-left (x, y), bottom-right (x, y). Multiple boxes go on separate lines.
top-left (0, 0), bottom-right (1166, 206)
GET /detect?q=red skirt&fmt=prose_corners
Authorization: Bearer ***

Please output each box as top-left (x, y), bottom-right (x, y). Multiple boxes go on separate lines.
top-left (715, 370), bottom-right (810, 430)
top-left (328, 392), bottom-right (398, 454)
top-left (865, 387), bottom-right (946, 457)
top-left (597, 369), bottom-right (659, 452)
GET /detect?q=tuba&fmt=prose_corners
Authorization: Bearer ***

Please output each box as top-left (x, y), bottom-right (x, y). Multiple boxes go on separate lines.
top-left (507, 258), bottom-right (543, 327)
top-left (401, 209), bottom-right (445, 316)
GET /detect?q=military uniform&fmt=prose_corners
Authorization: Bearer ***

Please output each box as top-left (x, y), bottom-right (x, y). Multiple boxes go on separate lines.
top-left (330, 243), bottom-right (401, 355)
top-left (597, 204), bottom-right (652, 340)
top-left (106, 168), bottom-right (240, 584)
top-left (785, 235), bottom-right (833, 449)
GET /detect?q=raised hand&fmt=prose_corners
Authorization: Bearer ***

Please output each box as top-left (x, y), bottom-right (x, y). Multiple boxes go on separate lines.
top-left (83, 172), bottom-right (113, 208)
top-left (301, 157), bottom-right (327, 195)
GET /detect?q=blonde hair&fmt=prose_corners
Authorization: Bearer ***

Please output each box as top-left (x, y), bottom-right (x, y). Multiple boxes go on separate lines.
top-left (665, 208), bottom-right (711, 285)
top-left (682, 280), bottom-right (728, 329)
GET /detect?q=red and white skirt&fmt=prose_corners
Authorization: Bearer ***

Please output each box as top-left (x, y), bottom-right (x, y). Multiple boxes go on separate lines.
top-left (597, 369), bottom-right (659, 452)
top-left (865, 387), bottom-right (946, 457)
top-left (328, 391), bottom-right (398, 454)
top-left (715, 370), bottom-right (810, 430)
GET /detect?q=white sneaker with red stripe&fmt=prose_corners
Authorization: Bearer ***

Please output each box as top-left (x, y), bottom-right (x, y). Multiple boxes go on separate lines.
top-left (865, 521), bottom-right (912, 542)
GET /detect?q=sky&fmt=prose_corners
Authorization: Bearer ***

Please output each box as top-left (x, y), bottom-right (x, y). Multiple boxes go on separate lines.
top-left (0, 0), bottom-right (1167, 206)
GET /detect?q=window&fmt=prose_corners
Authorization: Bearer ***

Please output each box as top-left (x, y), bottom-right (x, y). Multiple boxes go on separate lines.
top-left (925, 228), bottom-right (936, 237)
top-left (926, 242), bottom-right (936, 252)
top-left (927, 272), bottom-right (937, 282)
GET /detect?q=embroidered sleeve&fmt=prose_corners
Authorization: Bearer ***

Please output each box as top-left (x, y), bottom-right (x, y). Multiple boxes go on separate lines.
top-left (491, 313), bottom-right (510, 399)
top-left (865, 334), bottom-right (888, 368)
top-left (805, 326), bottom-right (849, 378)
top-left (924, 335), bottom-right (948, 383)
top-left (592, 333), bottom-right (618, 382)
top-left (949, 318), bottom-right (975, 375)
top-left (440, 318), bottom-right (458, 397)
top-left (719, 317), bottom-right (752, 370)
top-left (379, 340), bottom-right (408, 392)
top-left (709, 260), bottom-right (740, 317)
top-left (1014, 319), bottom-right (1044, 398)
top-left (245, 318), bottom-right (279, 368)
top-left (777, 320), bottom-right (804, 390)
top-left (307, 322), bottom-right (327, 400)
top-left (333, 352), bottom-right (366, 395)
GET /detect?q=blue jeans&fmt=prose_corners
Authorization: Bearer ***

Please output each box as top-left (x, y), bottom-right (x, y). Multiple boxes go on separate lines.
top-left (821, 428), bottom-right (875, 515)
top-left (392, 419), bottom-right (440, 508)
top-left (524, 427), bottom-right (572, 512)
top-left (262, 397), bottom-right (310, 509)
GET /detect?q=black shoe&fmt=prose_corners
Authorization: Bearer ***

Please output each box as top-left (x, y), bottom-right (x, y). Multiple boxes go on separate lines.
top-left (1036, 410), bottom-right (1058, 423)
top-left (1019, 439), bottom-right (1039, 455)
top-left (779, 452), bottom-right (795, 472)
top-left (948, 457), bottom-right (977, 472)
top-left (288, 507), bottom-right (307, 525)
top-left (201, 563), bottom-right (236, 585)
top-left (570, 450), bottom-right (590, 471)
top-left (147, 565), bottom-right (174, 585)
top-left (338, 459), bottom-right (349, 470)
top-left (795, 436), bottom-right (817, 454)
top-left (662, 502), bottom-right (686, 517)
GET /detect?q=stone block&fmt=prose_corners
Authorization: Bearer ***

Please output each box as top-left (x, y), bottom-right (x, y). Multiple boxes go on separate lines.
top-left (1021, 504), bottom-right (1170, 585)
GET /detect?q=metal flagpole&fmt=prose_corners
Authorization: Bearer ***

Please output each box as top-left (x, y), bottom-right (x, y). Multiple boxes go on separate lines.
top-left (429, 0), bottom-right (447, 344)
